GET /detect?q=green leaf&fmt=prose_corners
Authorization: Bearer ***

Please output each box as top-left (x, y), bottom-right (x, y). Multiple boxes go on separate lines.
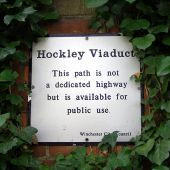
top-left (13, 0), bottom-right (22, 8)
top-left (116, 148), bottom-right (131, 167)
top-left (6, 94), bottom-right (23, 106)
top-left (6, 0), bottom-right (23, 9)
top-left (0, 113), bottom-right (10, 127)
top-left (9, 123), bottom-right (38, 144)
top-left (158, 120), bottom-right (170, 139)
top-left (13, 51), bottom-right (27, 63)
top-left (143, 56), bottom-right (163, 74)
top-left (162, 37), bottom-right (170, 46)
top-left (142, 114), bottom-right (153, 123)
top-left (105, 153), bottom-right (117, 169)
top-left (135, 138), bottom-right (155, 157)
top-left (148, 140), bottom-right (170, 165)
top-left (71, 147), bottom-right (86, 159)
top-left (105, 148), bottom-right (131, 169)
top-left (121, 18), bottom-right (150, 31)
top-left (157, 57), bottom-right (170, 76)
top-left (11, 154), bottom-right (40, 168)
top-left (149, 25), bottom-right (168, 34)
top-left (0, 69), bottom-right (18, 82)
top-left (30, 23), bottom-right (47, 36)
top-left (149, 88), bottom-right (159, 98)
top-left (0, 138), bottom-right (18, 154)
top-left (23, 7), bottom-right (36, 15)
top-left (4, 7), bottom-right (37, 25)
top-left (0, 47), bottom-right (16, 60)
top-left (143, 56), bottom-right (163, 66)
top-left (98, 131), bottom-right (118, 149)
top-left (161, 101), bottom-right (170, 113)
top-left (85, 0), bottom-right (109, 8)
top-left (4, 15), bottom-right (17, 25)
top-left (132, 34), bottom-right (155, 50)
top-left (152, 165), bottom-right (169, 170)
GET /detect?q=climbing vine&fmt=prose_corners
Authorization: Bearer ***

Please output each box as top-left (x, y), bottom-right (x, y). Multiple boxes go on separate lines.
top-left (52, 0), bottom-right (170, 170)
top-left (1, 0), bottom-right (170, 169)
top-left (0, 0), bottom-right (58, 169)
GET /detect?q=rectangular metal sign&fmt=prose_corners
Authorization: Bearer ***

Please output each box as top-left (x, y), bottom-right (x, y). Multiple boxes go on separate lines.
top-left (31, 35), bottom-right (141, 143)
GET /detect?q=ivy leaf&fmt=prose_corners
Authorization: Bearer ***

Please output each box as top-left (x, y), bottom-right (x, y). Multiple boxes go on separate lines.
top-left (157, 57), bottom-right (170, 76)
top-left (125, 0), bottom-right (136, 3)
top-left (105, 153), bottom-right (117, 169)
top-left (12, 51), bottom-right (27, 63)
top-left (148, 140), bottom-right (170, 165)
top-left (149, 25), bottom-right (169, 34)
top-left (85, 0), bottom-right (109, 8)
top-left (161, 101), bottom-right (170, 113)
top-left (11, 154), bottom-right (40, 168)
top-left (132, 34), bottom-right (155, 50)
top-left (98, 131), bottom-right (118, 149)
top-left (0, 47), bottom-right (16, 60)
top-left (6, 0), bottom-right (23, 9)
top-left (0, 113), bottom-right (10, 127)
top-left (143, 56), bottom-right (162, 74)
top-left (6, 94), bottom-right (23, 106)
top-left (116, 148), bottom-right (131, 167)
top-left (0, 138), bottom-right (18, 154)
top-left (149, 88), bottom-right (159, 98)
top-left (162, 37), bottom-right (170, 46)
top-left (142, 114), bottom-right (153, 123)
top-left (135, 138), bottom-right (155, 157)
top-left (22, 6), bottom-right (37, 15)
top-left (152, 165), bottom-right (169, 170)
top-left (158, 120), bottom-right (170, 139)
top-left (0, 41), bottom-right (20, 60)
top-left (105, 148), bottom-right (131, 169)
top-left (0, 69), bottom-right (18, 82)
top-left (30, 23), bottom-right (47, 36)
top-left (121, 18), bottom-right (150, 31)
top-left (4, 7), bottom-right (37, 25)
top-left (72, 147), bottom-right (86, 159)
top-left (9, 123), bottom-right (38, 144)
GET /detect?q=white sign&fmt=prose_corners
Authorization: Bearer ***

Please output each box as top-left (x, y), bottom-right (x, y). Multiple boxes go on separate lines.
top-left (31, 35), bottom-right (141, 143)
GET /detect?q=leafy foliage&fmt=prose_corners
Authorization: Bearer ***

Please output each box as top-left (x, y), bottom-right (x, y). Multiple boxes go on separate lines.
top-left (52, 132), bottom-right (130, 170)
top-left (85, 0), bottom-right (170, 169)
top-left (1, 0), bottom-right (170, 169)
top-left (0, 0), bottom-right (58, 169)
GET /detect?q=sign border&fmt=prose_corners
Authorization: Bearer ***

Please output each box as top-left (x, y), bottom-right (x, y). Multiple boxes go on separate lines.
top-left (28, 33), bottom-right (144, 146)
